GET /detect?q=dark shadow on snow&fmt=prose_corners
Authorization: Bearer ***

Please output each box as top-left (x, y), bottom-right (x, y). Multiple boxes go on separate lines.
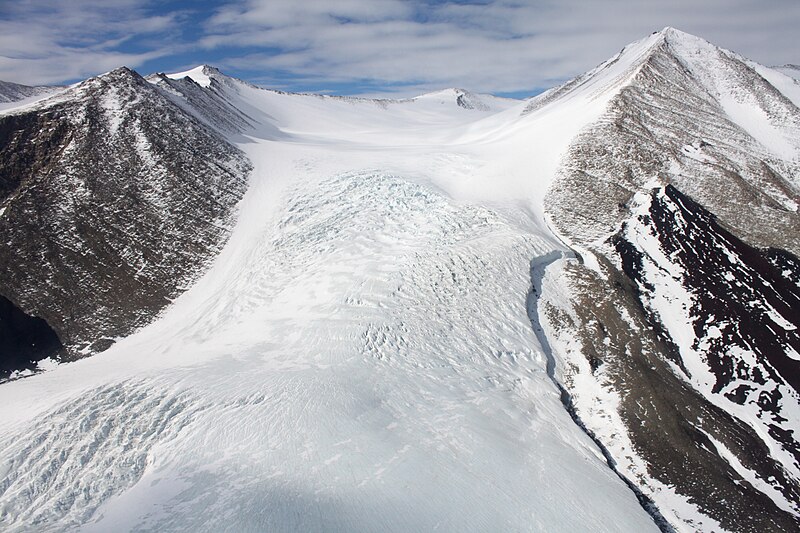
top-left (0, 294), bottom-right (62, 379)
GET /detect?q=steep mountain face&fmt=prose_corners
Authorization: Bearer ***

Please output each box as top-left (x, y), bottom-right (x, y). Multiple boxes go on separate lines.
top-left (148, 66), bottom-right (255, 134)
top-left (539, 28), bottom-right (800, 531)
top-left (546, 28), bottom-right (799, 254)
top-left (0, 67), bottom-right (249, 375)
top-left (617, 185), bottom-right (800, 472)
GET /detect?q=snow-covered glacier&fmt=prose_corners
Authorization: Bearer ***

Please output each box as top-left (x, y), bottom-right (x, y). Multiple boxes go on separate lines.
top-left (0, 50), bottom-right (660, 533)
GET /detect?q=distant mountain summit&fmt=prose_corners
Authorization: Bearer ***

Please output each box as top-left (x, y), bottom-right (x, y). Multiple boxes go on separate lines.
top-left (775, 63), bottom-right (800, 80)
top-left (0, 80), bottom-right (58, 103)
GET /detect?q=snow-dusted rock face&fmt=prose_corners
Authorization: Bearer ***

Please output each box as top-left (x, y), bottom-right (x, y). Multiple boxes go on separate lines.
top-left (0, 67), bottom-right (249, 373)
top-left (148, 66), bottom-right (255, 134)
top-left (547, 28), bottom-right (799, 254)
top-left (612, 185), bottom-right (800, 527)
top-left (540, 28), bottom-right (800, 532)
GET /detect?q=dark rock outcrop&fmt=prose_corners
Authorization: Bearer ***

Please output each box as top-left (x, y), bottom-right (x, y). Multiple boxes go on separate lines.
top-left (609, 185), bottom-right (800, 530)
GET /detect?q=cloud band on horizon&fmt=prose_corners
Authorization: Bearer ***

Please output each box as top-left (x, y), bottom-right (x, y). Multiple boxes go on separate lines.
top-left (0, 0), bottom-right (797, 97)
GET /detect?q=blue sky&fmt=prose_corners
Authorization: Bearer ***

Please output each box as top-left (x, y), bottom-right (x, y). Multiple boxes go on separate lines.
top-left (1, 0), bottom-right (798, 98)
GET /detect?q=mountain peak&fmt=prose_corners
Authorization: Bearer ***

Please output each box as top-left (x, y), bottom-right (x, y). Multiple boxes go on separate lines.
top-left (410, 87), bottom-right (500, 111)
top-left (654, 26), bottom-right (708, 43)
top-left (86, 66), bottom-right (149, 89)
top-left (104, 66), bottom-right (139, 79)
top-left (660, 26), bottom-right (714, 46)
top-left (611, 27), bottom-right (718, 65)
top-left (658, 25), bottom-right (686, 37)
top-left (165, 65), bottom-right (221, 88)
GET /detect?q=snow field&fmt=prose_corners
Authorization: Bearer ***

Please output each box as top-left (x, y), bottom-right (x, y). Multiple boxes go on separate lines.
top-left (0, 140), bottom-right (658, 531)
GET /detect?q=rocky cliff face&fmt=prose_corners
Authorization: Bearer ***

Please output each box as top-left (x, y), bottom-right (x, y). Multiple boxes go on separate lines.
top-left (546, 29), bottom-right (799, 255)
top-left (540, 28), bottom-right (800, 531)
top-left (0, 67), bottom-right (249, 375)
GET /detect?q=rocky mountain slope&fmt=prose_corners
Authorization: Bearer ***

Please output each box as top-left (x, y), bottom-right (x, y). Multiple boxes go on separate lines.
top-left (0, 27), bottom-right (797, 533)
top-left (539, 28), bottom-right (800, 531)
top-left (0, 67), bottom-right (249, 376)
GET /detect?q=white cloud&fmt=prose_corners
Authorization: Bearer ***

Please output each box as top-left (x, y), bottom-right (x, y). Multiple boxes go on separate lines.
top-left (0, 0), bottom-right (798, 94)
top-left (201, 0), bottom-right (800, 95)
top-left (0, 0), bottom-right (180, 85)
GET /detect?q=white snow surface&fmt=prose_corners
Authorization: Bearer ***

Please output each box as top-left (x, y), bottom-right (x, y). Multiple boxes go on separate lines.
top-left (0, 41), bottom-right (669, 532)
top-left (166, 65), bottom-right (214, 87)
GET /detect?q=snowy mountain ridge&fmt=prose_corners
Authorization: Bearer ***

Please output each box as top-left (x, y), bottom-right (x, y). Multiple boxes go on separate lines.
top-left (165, 65), bottom-right (516, 111)
top-left (775, 64), bottom-right (800, 81)
top-left (0, 65), bottom-right (249, 370)
top-left (0, 27), bottom-right (798, 532)
top-left (0, 80), bottom-right (62, 107)
top-left (539, 26), bottom-right (800, 532)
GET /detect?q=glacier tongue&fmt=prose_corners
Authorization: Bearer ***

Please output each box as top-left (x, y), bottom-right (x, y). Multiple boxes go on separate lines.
top-left (0, 62), bottom-right (661, 532)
